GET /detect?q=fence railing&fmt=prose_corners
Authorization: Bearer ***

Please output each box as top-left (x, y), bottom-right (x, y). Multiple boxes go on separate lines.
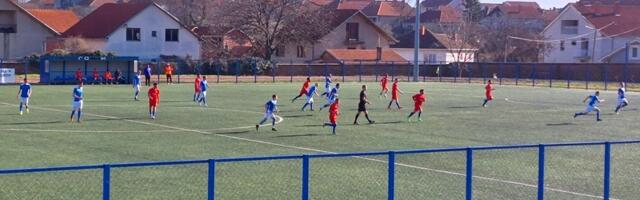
top-left (0, 140), bottom-right (638, 200)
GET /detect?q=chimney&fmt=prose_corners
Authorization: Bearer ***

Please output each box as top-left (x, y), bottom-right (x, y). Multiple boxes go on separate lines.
top-left (376, 47), bottom-right (382, 61)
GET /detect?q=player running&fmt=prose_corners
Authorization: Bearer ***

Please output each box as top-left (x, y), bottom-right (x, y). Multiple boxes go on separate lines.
top-left (320, 74), bottom-right (332, 97)
top-left (387, 78), bottom-right (404, 110)
top-left (69, 81), bottom-right (84, 123)
top-left (615, 82), bottom-right (629, 114)
top-left (133, 71), bottom-right (141, 101)
top-left (256, 94), bottom-right (279, 132)
top-left (194, 74), bottom-right (202, 102)
top-left (408, 89), bottom-right (427, 122)
top-left (17, 78), bottom-right (32, 115)
top-left (198, 76), bottom-right (209, 107)
top-left (320, 83), bottom-right (340, 110)
top-left (301, 83), bottom-right (319, 111)
top-left (379, 73), bottom-right (389, 98)
top-left (574, 91), bottom-right (604, 122)
top-left (148, 82), bottom-right (160, 119)
top-left (482, 80), bottom-right (495, 107)
top-left (292, 77), bottom-right (311, 102)
top-left (354, 85), bottom-right (375, 125)
top-left (323, 98), bottom-right (340, 135)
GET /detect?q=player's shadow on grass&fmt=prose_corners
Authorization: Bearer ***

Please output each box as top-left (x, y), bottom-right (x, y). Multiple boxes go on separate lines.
top-left (1, 121), bottom-right (63, 125)
top-left (274, 133), bottom-right (321, 138)
top-left (371, 121), bottom-right (403, 125)
top-left (215, 130), bottom-right (251, 135)
top-left (546, 122), bottom-right (575, 126)
top-left (281, 114), bottom-right (314, 118)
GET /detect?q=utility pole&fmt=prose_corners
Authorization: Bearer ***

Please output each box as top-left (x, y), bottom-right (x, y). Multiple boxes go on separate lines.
top-left (412, 0), bottom-right (421, 82)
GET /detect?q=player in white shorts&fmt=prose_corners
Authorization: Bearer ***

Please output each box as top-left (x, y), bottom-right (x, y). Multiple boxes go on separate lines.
top-left (615, 82), bottom-right (629, 114)
top-left (70, 81), bottom-right (84, 123)
top-left (256, 94), bottom-right (279, 132)
top-left (320, 83), bottom-right (340, 110)
top-left (301, 83), bottom-right (319, 111)
top-left (17, 78), bottom-right (32, 115)
top-left (133, 71), bottom-right (141, 101)
top-left (574, 91), bottom-right (604, 122)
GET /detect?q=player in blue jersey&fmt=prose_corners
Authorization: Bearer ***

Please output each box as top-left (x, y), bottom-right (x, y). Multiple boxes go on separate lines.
top-left (198, 76), bottom-right (209, 107)
top-left (320, 74), bottom-right (332, 97)
top-left (70, 81), bottom-right (84, 123)
top-left (17, 78), bottom-right (32, 115)
top-left (256, 94), bottom-right (279, 132)
top-left (301, 83), bottom-right (319, 111)
top-left (133, 71), bottom-right (141, 101)
top-left (320, 83), bottom-right (340, 111)
top-left (144, 64), bottom-right (152, 86)
top-left (574, 91), bottom-right (604, 122)
top-left (615, 82), bottom-right (629, 114)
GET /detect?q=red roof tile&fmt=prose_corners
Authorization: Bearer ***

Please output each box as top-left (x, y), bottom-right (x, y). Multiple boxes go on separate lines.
top-left (421, 0), bottom-right (454, 9)
top-left (362, 0), bottom-right (414, 17)
top-left (410, 5), bottom-right (462, 23)
top-left (321, 49), bottom-right (406, 62)
top-left (575, 4), bottom-right (640, 37)
top-left (26, 9), bottom-right (79, 33)
top-left (496, 1), bottom-right (543, 20)
top-left (334, 0), bottom-right (373, 10)
top-left (63, 2), bottom-right (150, 38)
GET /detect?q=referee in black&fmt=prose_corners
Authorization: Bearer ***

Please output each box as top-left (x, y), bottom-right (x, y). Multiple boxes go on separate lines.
top-left (354, 85), bottom-right (375, 125)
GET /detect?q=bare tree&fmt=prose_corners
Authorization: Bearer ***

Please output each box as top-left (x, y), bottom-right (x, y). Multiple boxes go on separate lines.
top-left (215, 0), bottom-right (333, 61)
top-left (62, 37), bottom-right (94, 54)
top-left (478, 15), bottom-right (549, 62)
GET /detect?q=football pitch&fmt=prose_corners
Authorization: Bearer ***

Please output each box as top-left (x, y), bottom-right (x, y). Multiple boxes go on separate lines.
top-left (1, 82), bottom-right (640, 199)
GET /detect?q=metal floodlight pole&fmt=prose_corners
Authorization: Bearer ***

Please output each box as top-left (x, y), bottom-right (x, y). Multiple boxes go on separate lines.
top-left (413, 0), bottom-right (421, 82)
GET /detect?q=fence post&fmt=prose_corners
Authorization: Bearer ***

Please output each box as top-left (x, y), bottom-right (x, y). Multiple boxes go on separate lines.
top-left (253, 60), bottom-right (257, 83)
top-left (324, 63), bottom-right (328, 77)
top-left (391, 62), bottom-right (396, 81)
top-left (499, 63), bottom-right (503, 85)
top-left (307, 62), bottom-right (311, 78)
top-left (341, 62), bottom-right (345, 82)
top-left (585, 66), bottom-right (590, 90)
top-left (516, 64), bottom-right (520, 86)
top-left (566, 70), bottom-right (570, 89)
top-left (235, 60), bottom-right (240, 84)
top-left (465, 148), bottom-right (473, 200)
top-left (388, 151), bottom-right (396, 200)
top-left (603, 66), bottom-right (608, 91)
top-left (422, 61), bottom-right (427, 82)
top-left (272, 62), bottom-right (277, 83)
top-left (439, 64), bottom-right (442, 82)
top-left (208, 159), bottom-right (216, 200)
top-left (375, 61), bottom-right (380, 82)
top-left (532, 64), bottom-right (536, 87)
top-left (407, 61), bottom-right (411, 82)
top-left (482, 63), bottom-right (486, 84)
top-left (467, 64), bottom-right (472, 84)
top-left (549, 65), bottom-right (554, 88)
top-left (603, 142), bottom-right (611, 200)
top-left (216, 62), bottom-right (220, 84)
top-left (103, 164), bottom-right (110, 200)
top-left (302, 155), bottom-right (310, 200)
top-left (454, 64), bottom-right (458, 83)
top-left (358, 60), bottom-right (362, 82)
top-left (289, 61), bottom-right (293, 83)
top-left (537, 145), bottom-right (545, 200)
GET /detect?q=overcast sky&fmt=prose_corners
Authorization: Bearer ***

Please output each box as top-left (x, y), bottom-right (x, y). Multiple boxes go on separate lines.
top-left (406, 0), bottom-right (577, 9)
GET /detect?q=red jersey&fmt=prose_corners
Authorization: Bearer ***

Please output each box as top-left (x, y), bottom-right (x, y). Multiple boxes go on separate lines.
top-left (148, 87), bottom-right (160, 106)
top-left (412, 93), bottom-right (426, 112)
top-left (381, 76), bottom-right (388, 87)
top-left (194, 77), bottom-right (201, 91)
top-left (392, 82), bottom-right (399, 94)
top-left (104, 72), bottom-right (113, 80)
top-left (164, 65), bottom-right (173, 75)
top-left (329, 100), bottom-right (340, 123)
top-left (485, 84), bottom-right (493, 100)
top-left (299, 80), bottom-right (311, 95)
top-left (92, 70), bottom-right (99, 79)
top-left (75, 70), bottom-right (83, 80)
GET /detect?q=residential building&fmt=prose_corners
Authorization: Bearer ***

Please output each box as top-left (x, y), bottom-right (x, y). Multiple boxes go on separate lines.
top-left (319, 48), bottom-right (406, 64)
top-left (0, 0), bottom-right (78, 60)
top-left (391, 28), bottom-right (476, 64)
top-left (421, 0), bottom-right (463, 11)
top-left (62, 1), bottom-right (201, 60)
top-left (482, 1), bottom-right (547, 29)
top-left (273, 9), bottom-right (397, 63)
top-left (404, 5), bottom-right (462, 33)
top-left (543, 3), bottom-right (640, 63)
top-left (54, 0), bottom-right (128, 9)
top-left (361, 0), bottom-right (414, 26)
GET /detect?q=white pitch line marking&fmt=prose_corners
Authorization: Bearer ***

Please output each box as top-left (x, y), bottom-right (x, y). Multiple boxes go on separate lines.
top-left (0, 102), bottom-right (616, 199)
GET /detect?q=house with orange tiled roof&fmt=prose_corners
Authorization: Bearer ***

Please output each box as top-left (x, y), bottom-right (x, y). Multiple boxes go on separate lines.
top-left (483, 1), bottom-right (548, 29)
top-left (361, 0), bottom-right (414, 31)
top-left (543, 3), bottom-right (640, 63)
top-left (273, 9), bottom-right (397, 63)
top-left (61, 1), bottom-right (201, 60)
top-left (0, 0), bottom-right (79, 60)
top-left (391, 28), bottom-right (476, 64)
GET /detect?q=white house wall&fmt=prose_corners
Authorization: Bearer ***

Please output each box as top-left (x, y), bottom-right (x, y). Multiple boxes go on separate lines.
top-left (393, 48), bottom-right (475, 64)
top-left (103, 5), bottom-right (201, 60)
top-left (0, 0), bottom-right (55, 60)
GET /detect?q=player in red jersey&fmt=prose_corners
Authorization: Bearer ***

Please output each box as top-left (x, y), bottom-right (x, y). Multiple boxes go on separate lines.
top-left (387, 78), bottom-right (404, 110)
top-left (148, 82), bottom-right (160, 119)
top-left (323, 98), bottom-right (340, 134)
top-left (75, 68), bottom-right (83, 82)
top-left (92, 68), bottom-right (100, 84)
top-left (291, 77), bottom-right (311, 102)
top-left (379, 73), bottom-right (389, 97)
top-left (194, 74), bottom-right (201, 102)
top-left (482, 80), bottom-right (495, 107)
top-left (408, 89), bottom-right (426, 122)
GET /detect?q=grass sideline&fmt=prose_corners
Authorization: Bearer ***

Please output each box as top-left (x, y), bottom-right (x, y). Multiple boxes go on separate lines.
top-left (1, 82), bottom-right (640, 199)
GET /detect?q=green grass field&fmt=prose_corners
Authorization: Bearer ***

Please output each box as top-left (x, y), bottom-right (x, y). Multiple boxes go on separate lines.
top-left (1, 82), bottom-right (640, 199)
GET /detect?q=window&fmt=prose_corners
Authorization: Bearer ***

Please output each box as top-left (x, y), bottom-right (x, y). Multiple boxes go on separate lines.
top-left (151, 31), bottom-right (157, 37)
top-left (296, 46), bottom-right (306, 58)
top-left (346, 23), bottom-right (359, 40)
top-left (560, 40), bottom-right (565, 51)
top-left (165, 29), bottom-right (179, 42)
top-left (580, 38), bottom-right (589, 50)
top-left (561, 20), bottom-right (579, 34)
top-left (126, 28), bottom-right (141, 41)
top-left (631, 46), bottom-right (640, 59)
top-left (276, 45), bottom-right (285, 57)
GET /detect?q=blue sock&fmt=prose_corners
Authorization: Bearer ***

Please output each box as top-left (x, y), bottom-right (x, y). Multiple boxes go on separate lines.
top-left (418, 112), bottom-right (422, 118)
top-left (395, 102), bottom-right (400, 108)
top-left (135, 91), bottom-right (139, 97)
top-left (332, 125), bottom-right (336, 134)
top-left (19, 103), bottom-right (23, 112)
top-left (597, 112), bottom-right (601, 120)
top-left (77, 111), bottom-right (82, 121)
top-left (302, 103), bottom-right (309, 110)
top-left (271, 117), bottom-right (276, 127)
top-left (483, 99), bottom-right (489, 106)
top-left (259, 118), bottom-right (267, 125)
top-left (202, 97), bottom-right (206, 104)
top-left (70, 110), bottom-right (75, 119)
top-left (310, 103), bottom-right (314, 110)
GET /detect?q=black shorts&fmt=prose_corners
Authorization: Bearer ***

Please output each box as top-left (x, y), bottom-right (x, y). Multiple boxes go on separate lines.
top-left (358, 103), bottom-right (367, 112)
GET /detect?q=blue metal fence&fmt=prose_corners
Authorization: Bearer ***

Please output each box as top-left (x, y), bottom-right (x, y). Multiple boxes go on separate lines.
top-left (0, 140), bottom-right (638, 200)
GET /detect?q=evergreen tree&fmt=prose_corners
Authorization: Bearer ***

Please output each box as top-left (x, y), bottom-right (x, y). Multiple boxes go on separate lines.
top-left (463, 0), bottom-right (484, 22)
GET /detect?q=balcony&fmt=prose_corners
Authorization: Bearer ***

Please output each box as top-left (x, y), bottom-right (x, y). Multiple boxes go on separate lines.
top-left (0, 24), bottom-right (16, 33)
